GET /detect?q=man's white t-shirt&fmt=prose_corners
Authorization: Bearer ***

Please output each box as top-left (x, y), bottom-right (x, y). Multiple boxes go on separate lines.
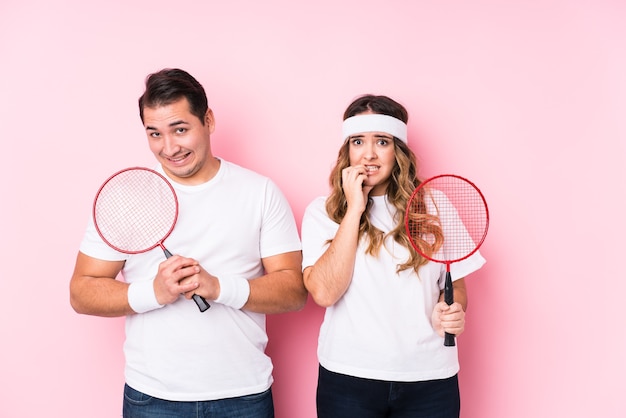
top-left (80, 159), bottom-right (301, 401)
top-left (302, 195), bottom-right (486, 382)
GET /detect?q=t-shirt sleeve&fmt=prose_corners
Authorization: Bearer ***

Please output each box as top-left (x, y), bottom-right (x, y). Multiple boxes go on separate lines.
top-left (259, 180), bottom-right (302, 258)
top-left (425, 189), bottom-right (487, 285)
top-left (79, 215), bottom-right (129, 261)
top-left (449, 250), bottom-right (486, 282)
top-left (301, 197), bottom-right (338, 271)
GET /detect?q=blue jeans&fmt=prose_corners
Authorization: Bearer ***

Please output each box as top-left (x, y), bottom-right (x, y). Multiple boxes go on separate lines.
top-left (316, 365), bottom-right (460, 418)
top-left (122, 384), bottom-right (274, 418)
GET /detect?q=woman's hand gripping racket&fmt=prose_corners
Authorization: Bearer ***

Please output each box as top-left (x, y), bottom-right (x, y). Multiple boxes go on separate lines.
top-left (405, 174), bottom-right (489, 346)
top-left (93, 167), bottom-right (211, 312)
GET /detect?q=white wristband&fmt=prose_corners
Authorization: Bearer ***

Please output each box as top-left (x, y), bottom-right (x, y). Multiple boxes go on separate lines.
top-left (215, 277), bottom-right (250, 310)
top-left (127, 279), bottom-right (164, 314)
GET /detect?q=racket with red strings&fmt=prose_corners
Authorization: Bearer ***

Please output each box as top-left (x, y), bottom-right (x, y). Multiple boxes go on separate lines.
top-left (93, 167), bottom-right (210, 312)
top-left (405, 174), bottom-right (489, 346)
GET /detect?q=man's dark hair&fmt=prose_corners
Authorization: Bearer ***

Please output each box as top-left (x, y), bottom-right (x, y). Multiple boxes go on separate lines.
top-left (138, 68), bottom-right (209, 124)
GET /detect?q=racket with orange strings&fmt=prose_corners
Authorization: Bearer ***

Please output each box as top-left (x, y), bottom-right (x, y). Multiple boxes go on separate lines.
top-left (405, 174), bottom-right (489, 346)
top-left (93, 167), bottom-right (210, 312)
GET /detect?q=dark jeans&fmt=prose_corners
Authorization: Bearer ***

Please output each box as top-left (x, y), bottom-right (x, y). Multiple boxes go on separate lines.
top-left (317, 365), bottom-right (460, 418)
top-left (122, 384), bottom-right (274, 418)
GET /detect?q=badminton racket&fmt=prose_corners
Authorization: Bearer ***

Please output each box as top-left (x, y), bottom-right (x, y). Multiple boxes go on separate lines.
top-left (405, 174), bottom-right (489, 346)
top-left (93, 167), bottom-right (210, 312)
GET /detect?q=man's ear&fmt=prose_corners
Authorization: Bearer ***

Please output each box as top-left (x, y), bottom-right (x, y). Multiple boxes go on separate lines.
top-left (205, 109), bottom-right (216, 133)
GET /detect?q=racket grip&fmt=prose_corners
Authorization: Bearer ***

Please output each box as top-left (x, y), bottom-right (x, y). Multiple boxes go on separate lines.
top-left (443, 271), bottom-right (456, 347)
top-left (193, 294), bottom-right (211, 312)
top-left (162, 247), bottom-right (210, 312)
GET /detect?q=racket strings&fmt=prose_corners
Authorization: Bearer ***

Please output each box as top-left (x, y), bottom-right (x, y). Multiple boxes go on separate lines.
top-left (94, 170), bottom-right (177, 253)
top-left (406, 194), bottom-right (444, 258)
top-left (407, 176), bottom-right (488, 264)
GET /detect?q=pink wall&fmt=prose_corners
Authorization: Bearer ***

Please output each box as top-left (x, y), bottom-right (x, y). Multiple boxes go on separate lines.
top-left (1, 1), bottom-right (625, 417)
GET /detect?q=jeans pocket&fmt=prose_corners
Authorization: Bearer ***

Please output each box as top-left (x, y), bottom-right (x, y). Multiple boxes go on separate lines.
top-left (124, 384), bottom-right (154, 406)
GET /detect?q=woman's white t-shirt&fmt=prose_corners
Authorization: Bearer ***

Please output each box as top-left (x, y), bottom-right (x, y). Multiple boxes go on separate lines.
top-left (301, 195), bottom-right (486, 382)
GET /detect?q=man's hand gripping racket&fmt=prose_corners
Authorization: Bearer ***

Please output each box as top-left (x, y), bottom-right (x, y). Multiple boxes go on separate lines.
top-left (405, 174), bottom-right (489, 346)
top-left (93, 167), bottom-right (211, 312)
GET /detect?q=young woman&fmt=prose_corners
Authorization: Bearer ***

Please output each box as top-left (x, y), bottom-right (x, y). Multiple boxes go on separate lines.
top-left (301, 95), bottom-right (486, 418)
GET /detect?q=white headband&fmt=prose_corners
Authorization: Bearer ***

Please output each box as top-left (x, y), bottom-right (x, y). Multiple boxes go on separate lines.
top-left (342, 114), bottom-right (408, 144)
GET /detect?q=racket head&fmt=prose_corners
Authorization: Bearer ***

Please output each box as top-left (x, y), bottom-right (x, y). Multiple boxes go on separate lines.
top-left (93, 167), bottom-right (178, 254)
top-left (405, 174), bottom-right (489, 265)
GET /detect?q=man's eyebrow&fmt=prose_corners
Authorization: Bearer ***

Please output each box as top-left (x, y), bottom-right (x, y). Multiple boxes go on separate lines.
top-left (145, 120), bottom-right (188, 130)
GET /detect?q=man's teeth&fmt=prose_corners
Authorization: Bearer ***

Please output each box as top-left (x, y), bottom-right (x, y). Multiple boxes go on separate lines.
top-left (170, 154), bottom-right (187, 162)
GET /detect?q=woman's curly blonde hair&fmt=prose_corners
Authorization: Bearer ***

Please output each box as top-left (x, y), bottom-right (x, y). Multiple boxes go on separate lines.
top-left (325, 95), bottom-right (443, 273)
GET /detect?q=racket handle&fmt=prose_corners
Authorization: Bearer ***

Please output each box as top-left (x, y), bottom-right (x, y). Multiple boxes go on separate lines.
top-left (444, 271), bottom-right (456, 347)
top-left (193, 294), bottom-right (211, 312)
top-left (162, 246), bottom-right (211, 312)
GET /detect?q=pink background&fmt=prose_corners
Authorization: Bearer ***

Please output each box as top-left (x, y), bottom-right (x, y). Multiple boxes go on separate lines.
top-left (1, 1), bottom-right (625, 417)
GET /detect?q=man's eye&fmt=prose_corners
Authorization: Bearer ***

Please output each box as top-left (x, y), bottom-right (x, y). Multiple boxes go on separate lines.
top-left (150, 132), bottom-right (160, 138)
top-left (176, 128), bottom-right (187, 134)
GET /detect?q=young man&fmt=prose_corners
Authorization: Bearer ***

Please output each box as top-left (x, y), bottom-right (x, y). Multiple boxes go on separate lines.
top-left (70, 68), bottom-right (306, 417)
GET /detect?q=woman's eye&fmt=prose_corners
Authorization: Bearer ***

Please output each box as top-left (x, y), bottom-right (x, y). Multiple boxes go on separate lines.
top-left (351, 138), bottom-right (362, 145)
